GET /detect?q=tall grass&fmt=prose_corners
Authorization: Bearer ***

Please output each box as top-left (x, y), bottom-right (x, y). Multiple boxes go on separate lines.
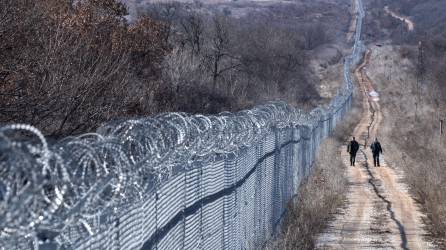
top-left (366, 45), bottom-right (446, 248)
top-left (266, 87), bottom-right (362, 249)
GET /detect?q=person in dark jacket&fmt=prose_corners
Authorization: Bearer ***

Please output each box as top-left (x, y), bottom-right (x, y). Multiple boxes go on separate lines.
top-left (370, 137), bottom-right (383, 167)
top-left (347, 136), bottom-right (360, 166)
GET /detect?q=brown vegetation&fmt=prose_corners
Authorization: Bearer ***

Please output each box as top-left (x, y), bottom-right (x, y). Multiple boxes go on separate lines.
top-left (363, 1), bottom-right (446, 245)
top-left (378, 60), bottom-right (446, 247)
top-left (266, 138), bottom-right (346, 250)
top-left (0, 0), bottom-right (348, 136)
top-left (0, 0), bottom-right (168, 136)
top-left (150, 3), bottom-right (328, 113)
top-left (266, 88), bottom-right (362, 249)
top-left (365, 45), bottom-right (446, 247)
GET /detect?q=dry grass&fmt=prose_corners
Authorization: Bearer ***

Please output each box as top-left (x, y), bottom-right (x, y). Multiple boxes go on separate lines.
top-left (382, 108), bottom-right (446, 247)
top-left (363, 3), bottom-right (446, 244)
top-left (366, 45), bottom-right (446, 247)
top-left (267, 138), bottom-right (346, 250)
top-left (266, 87), bottom-right (363, 249)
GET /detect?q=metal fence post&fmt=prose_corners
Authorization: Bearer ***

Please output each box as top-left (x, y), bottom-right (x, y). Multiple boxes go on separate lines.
top-left (254, 142), bottom-right (262, 246)
top-left (199, 162), bottom-right (203, 249)
top-left (155, 189), bottom-right (159, 250)
top-left (115, 212), bottom-right (120, 250)
top-left (182, 170), bottom-right (187, 249)
top-left (272, 128), bottom-right (281, 231)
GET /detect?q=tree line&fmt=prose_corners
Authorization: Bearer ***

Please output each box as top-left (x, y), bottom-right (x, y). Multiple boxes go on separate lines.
top-left (0, 0), bottom-right (331, 136)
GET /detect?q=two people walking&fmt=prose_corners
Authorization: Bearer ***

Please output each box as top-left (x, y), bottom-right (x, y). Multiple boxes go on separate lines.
top-left (347, 137), bottom-right (383, 167)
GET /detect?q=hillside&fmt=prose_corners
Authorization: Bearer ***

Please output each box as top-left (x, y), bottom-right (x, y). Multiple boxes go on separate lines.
top-left (0, 0), bottom-right (352, 136)
top-left (335, 0), bottom-right (446, 246)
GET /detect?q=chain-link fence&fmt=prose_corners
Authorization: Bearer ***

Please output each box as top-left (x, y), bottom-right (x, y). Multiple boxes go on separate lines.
top-left (0, 0), bottom-right (365, 249)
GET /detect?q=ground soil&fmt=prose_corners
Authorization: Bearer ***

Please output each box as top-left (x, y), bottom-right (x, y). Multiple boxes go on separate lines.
top-left (367, 43), bottom-right (446, 248)
top-left (315, 48), bottom-right (434, 249)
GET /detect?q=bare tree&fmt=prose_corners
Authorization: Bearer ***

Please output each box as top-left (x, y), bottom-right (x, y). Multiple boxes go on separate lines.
top-left (205, 16), bottom-right (240, 91)
top-left (179, 12), bottom-right (204, 57)
top-left (0, 0), bottom-right (168, 136)
top-left (145, 1), bottom-right (181, 43)
top-left (302, 23), bottom-right (331, 50)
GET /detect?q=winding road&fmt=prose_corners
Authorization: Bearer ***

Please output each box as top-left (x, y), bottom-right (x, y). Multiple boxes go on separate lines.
top-left (316, 49), bottom-right (433, 249)
top-left (384, 6), bottom-right (415, 31)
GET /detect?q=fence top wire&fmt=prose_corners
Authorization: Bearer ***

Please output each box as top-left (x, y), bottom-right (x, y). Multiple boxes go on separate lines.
top-left (0, 0), bottom-right (365, 245)
top-left (0, 89), bottom-right (354, 241)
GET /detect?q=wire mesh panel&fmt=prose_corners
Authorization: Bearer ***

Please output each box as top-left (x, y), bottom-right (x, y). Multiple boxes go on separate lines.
top-left (185, 166), bottom-right (201, 208)
top-left (184, 207), bottom-right (201, 249)
top-left (182, 165), bottom-right (201, 249)
top-left (158, 220), bottom-right (183, 250)
top-left (262, 142), bottom-right (276, 240)
top-left (141, 194), bottom-right (157, 241)
top-left (240, 168), bottom-right (257, 249)
top-left (202, 197), bottom-right (224, 249)
top-left (222, 155), bottom-right (237, 249)
top-left (199, 159), bottom-right (225, 249)
top-left (236, 146), bottom-right (258, 184)
top-left (302, 126), bottom-right (311, 179)
top-left (291, 127), bottom-right (302, 191)
top-left (202, 160), bottom-right (225, 197)
top-left (201, 160), bottom-right (225, 249)
top-left (119, 204), bottom-right (144, 250)
top-left (157, 174), bottom-right (185, 229)
top-left (272, 130), bottom-right (285, 228)
top-left (254, 141), bottom-right (266, 246)
top-left (259, 131), bottom-right (276, 237)
top-left (283, 129), bottom-right (295, 206)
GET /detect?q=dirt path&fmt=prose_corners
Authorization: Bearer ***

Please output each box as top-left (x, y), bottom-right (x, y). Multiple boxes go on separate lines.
top-left (316, 49), bottom-right (433, 249)
top-left (384, 6), bottom-right (415, 31)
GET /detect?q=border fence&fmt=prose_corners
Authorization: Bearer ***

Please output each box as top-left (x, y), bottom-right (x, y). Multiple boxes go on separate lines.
top-left (0, 0), bottom-right (365, 249)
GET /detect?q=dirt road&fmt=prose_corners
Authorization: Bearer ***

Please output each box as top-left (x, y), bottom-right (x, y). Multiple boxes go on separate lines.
top-left (316, 50), bottom-right (433, 249)
top-left (384, 6), bottom-right (415, 31)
